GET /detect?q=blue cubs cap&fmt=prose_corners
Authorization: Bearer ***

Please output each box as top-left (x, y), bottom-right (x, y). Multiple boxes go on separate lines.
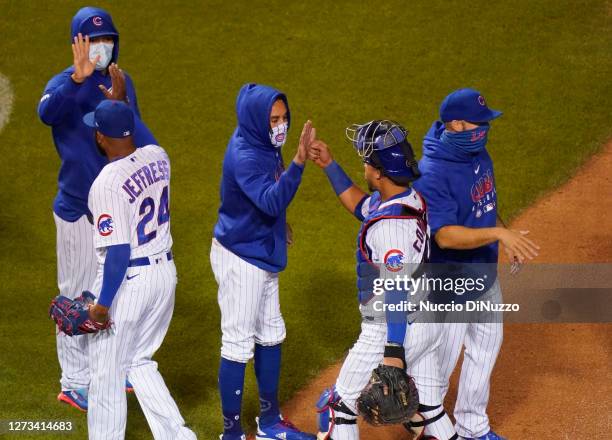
top-left (78, 14), bottom-right (118, 40)
top-left (83, 100), bottom-right (134, 138)
top-left (439, 88), bottom-right (503, 123)
top-left (71, 7), bottom-right (119, 40)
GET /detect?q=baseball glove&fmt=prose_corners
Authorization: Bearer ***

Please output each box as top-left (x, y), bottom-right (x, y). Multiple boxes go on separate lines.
top-left (49, 291), bottom-right (111, 336)
top-left (356, 364), bottom-right (419, 426)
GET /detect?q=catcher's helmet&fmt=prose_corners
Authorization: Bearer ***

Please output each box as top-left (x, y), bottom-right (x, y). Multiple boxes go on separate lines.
top-left (346, 120), bottom-right (420, 185)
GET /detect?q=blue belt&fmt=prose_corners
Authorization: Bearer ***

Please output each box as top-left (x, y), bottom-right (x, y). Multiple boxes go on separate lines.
top-left (128, 251), bottom-right (173, 267)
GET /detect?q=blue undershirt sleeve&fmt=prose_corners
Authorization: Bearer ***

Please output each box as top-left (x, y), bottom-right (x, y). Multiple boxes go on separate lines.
top-left (98, 244), bottom-right (131, 308)
top-left (385, 287), bottom-right (408, 345)
top-left (323, 160), bottom-right (353, 196)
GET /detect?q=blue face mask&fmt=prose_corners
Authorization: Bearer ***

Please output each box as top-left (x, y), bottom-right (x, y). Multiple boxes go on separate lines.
top-left (441, 124), bottom-right (490, 154)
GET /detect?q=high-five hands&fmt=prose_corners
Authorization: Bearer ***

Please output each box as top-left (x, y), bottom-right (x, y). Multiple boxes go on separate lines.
top-left (304, 129), bottom-right (368, 213)
top-left (292, 122), bottom-right (333, 168)
top-left (308, 139), bottom-right (333, 168)
top-left (294, 120), bottom-right (316, 166)
top-left (70, 33), bottom-right (127, 102)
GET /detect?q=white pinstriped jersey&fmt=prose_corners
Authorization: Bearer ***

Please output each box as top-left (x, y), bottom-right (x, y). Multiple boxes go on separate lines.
top-left (332, 190), bottom-right (457, 440)
top-left (88, 144), bottom-right (173, 262)
top-left (361, 190), bottom-right (429, 269)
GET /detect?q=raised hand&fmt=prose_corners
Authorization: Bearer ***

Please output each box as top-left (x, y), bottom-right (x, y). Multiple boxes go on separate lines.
top-left (294, 120), bottom-right (315, 166)
top-left (308, 139), bottom-right (333, 168)
top-left (71, 33), bottom-right (98, 83)
top-left (99, 63), bottom-right (127, 102)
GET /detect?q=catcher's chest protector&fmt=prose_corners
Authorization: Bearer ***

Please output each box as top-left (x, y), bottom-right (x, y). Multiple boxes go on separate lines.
top-left (355, 191), bottom-right (428, 305)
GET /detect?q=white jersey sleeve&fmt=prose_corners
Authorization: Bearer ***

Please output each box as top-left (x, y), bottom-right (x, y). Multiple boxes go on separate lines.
top-left (358, 195), bottom-right (372, 219)
top-left (89, 178), bottom-right (131, 248)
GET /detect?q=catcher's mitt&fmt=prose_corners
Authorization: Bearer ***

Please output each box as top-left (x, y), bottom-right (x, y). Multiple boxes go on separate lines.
top-left (357, 364), bottom-right (419, 426)
top-left (49, 291), bottom-right (111, 336)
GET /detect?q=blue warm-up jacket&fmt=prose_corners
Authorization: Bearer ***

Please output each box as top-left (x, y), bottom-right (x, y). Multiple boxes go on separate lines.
top-left (213, 83), bottom-right (304, 273)
top-left (413, 121), bottom-right (499, 288)
top-left (38, 7), bottom-right (157, 222)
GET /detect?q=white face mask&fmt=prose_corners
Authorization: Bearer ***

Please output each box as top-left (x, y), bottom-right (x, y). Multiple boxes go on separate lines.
top-left (89, 42), bottom-right (114, 71)
top-left (270, 122), bottom-right (288, 148)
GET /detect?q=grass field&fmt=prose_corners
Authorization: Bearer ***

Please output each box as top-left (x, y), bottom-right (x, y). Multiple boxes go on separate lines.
top-left (0, 0), bottom-right (610, 438)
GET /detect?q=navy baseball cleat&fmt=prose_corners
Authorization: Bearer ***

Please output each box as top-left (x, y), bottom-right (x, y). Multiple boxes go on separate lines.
top-left (463, 431), bottom-right (507, 440)
top-left (256, 416), bottom-right (316, 440)
top-left (57, 388), bottom-right (88, 412)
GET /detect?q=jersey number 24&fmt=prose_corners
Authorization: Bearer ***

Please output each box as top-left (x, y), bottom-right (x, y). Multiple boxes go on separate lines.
top-left (137, 185), bottom-right (170, 245)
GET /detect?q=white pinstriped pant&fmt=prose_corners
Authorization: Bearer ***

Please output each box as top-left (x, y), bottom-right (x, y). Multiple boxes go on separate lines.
top-left (334, 319), bottom-right (456, 439)
top-left (438, 280), bottom-right (504, 438)
top-left (54, 213), bottom-right (98, 390)
top-left (87, 256), bottom-right (196, 440)
top-left (210, 238), bottom-right (286, 363)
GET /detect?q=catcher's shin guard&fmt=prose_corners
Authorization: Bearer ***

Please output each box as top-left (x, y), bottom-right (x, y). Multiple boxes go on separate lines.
top-left (403, 404), bottom-right (458, 440)
top-left (315, 387), bottom-right (357, 440)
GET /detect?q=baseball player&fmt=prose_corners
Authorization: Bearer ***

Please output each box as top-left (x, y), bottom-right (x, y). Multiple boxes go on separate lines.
top-left (413, 89), bottom-right (540, 440)
top-left (38, 6), bottom-right (157, 410)
top-left (211, 83), bottom-right (316, 440)
top-left (83, 99), bottom-right (196, 440)
top-left (309, 121), bottom-right (458, 440)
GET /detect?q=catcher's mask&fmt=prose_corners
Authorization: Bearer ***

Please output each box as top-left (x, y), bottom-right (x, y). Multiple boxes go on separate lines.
top-left (345, 120), bottom-right (421, 186)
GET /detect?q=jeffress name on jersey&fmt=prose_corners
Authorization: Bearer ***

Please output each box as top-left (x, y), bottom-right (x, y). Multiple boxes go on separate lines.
top-left (121, 159), bottom-right (170, 204)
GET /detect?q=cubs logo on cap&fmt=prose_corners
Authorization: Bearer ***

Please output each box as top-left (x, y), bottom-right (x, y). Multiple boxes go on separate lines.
top-left (92, 16), bottom-right (103, 26)
top-left (97, 214), bottom-right (114, 236)
top-left (439, 88), bottom-right (503, 123)
top-left (384, 249), bottom-right (405, 272)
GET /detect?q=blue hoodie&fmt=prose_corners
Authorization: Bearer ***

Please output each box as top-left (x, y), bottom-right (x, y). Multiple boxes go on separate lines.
top-left (413, 121), bottom-right (499, 285)
top-left (213, 83), bottom-right (304, 273)
top-left (38, 7), bottom-right (157, 222)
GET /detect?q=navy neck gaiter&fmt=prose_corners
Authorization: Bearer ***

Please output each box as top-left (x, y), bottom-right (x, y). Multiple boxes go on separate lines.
top-left (441, 124), bottom-right (490, 154)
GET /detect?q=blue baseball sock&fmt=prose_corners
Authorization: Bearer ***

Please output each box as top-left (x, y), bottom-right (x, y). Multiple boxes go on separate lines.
top-left (254, 343), bottom-right (282, 427)
top-left (218, 357), bottom-right (247, 437)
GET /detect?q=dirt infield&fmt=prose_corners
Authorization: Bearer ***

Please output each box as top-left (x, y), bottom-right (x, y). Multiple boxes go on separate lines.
top-left (281, 142), bottom-right (612, 439)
